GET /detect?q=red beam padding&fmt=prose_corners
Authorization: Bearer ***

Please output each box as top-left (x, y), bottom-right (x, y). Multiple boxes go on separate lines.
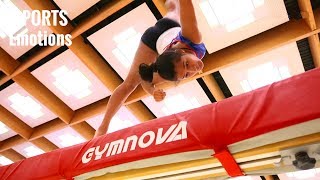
top-left (1, 68), bottom-right (320, 179)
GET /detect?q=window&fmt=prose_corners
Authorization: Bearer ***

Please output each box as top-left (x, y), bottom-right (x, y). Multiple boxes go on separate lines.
top-left (112, 27), bottom-right (141, 68)
top-left (8, 93), bottom-right (44, 119)
top-left (200, 0), bottom-right (265, 32)
top-left (52, 66), bottom-right (92, 99)
top-left (0, 0), bottom-right (28, 38)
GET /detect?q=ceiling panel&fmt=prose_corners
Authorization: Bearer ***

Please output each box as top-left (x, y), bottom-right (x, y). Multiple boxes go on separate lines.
top-left (88, 3), bottom-right (157, 80)
top-left (53, 0), bottom-right (100, 20)
top-left (0, 121), bottom-right (17, 141)
top-left (31, 49), bottom-right (111, 110)
top-left (0, 0), bottom-right (53, 59)
top-left (12, 142), bottom-right (44, 158)
top-left (0, 83), bottom-right (57, 127)
top-left (195, 0), bottom-right (289, 53)
top-left (142, 81), bottom-right (211, 118)
top-left (44, 127), bottom-right (86, 148)
top-left (220, 42), bottom-right (305, 96)
top-left (86, 106), bottom-right (140, 134)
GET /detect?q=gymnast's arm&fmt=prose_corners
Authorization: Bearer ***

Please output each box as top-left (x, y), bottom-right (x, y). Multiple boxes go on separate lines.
top-left (141, 80), bottom-right (154, 95)
top-left (95, 74), bottom-right (140, 137)
top-left (97, 74), bottom-right (164, 136)
top-left (179, 0), bottom-right (202, 43)
top-left (95, 41), bottom-right (159, 137)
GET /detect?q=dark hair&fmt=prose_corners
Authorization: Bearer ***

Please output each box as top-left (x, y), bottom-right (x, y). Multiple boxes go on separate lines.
top-left (139, 49), bottom-right (183, 82)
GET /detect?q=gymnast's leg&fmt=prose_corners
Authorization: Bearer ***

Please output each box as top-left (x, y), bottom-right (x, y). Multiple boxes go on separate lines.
top-left (164, 0), bottom-right (180, 23)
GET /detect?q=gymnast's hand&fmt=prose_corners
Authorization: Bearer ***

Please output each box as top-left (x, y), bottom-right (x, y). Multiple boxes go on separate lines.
top-left (153, 89), bottom-right (166, 102)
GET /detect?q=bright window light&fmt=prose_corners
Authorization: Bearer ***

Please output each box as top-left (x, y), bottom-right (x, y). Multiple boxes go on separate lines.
top-left (108, 116), bottom-right (136, 133)
top-left (240, 80), bottom-right (252, 93)
top-left (0, 0), bottom-right (27, 38)
top-left (286, 169), bottom-right (317, 179)
top-left (0, 122), bottom-right (9, 135)
top-left (59, 134), bottom-right (85, 147)
top-left (253, 0), bottom-right (265, 7)
top-left (200, 0), bottom-right (264, 32)
top-left (189, 98), bottom-right (201, 108)
top-left (0, 29), bottom-right (6, 38)
top-left (225, 13), bottom-right (255, 32)
top-left (199, 1), bottom-right (219, 28)
top-left (0, 156), bottom-right (13, 166)
top-left (113, 27), bottom-right (136, 44)
top-left (161, 94), bottom-right (201, 116)
top-left (112, 48), bottom-right (131, 68)
top-left (52, 66), bottom-right (92, 99)
top-left (24, 146), bottom-right (44, 157)
top-left (229, 176), bottom-right (255, 180)
top-left (241, 63), bottom-right (292, 92)
top-left (247, 62), bottom-right (282, 89)
top-left (279, 66), bottom-right (291, 79)
top-left (8, 93), bottom-right (44, 119)
top-left (112, 27), bottom-right (141, 68)
top-left (209, 0), bottom-right (254, 24)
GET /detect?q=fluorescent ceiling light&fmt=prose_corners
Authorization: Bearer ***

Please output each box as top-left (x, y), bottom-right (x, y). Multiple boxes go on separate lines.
top-left (59, 134), bottom-right (85, 147)
top-left (113, 27), bottom-right (137, 44)
top-left (112, 27), bottom-right (141, 68)
top-left (189, 98), bottom-right (201, 107)
top-left (253, 0), bottom-right (265, 7)
top-left (199, 1), bottom-right (219, 28)
top-left (161, 94), bottom-right (201, 116)
top-left (240, 80), bottom-right (252, 93)
top-left (278, 66), bottom-right (291, 79)
top-left (0, 156), bottom-right (13, 166)
top-left (8, 93), bottom-right (44, 119)
top-left (209, 0), bottom-right (254, 24)
top-left (0, 29), bottom-right (6, 38)
top-left (52, 66), bottom-right (92, 99)
top-left (239, 63), bottom-right (292, 92)
top-left (112, 48), bottom-right (131, 68)
top-left (0, 0), bottom-right (27, 38)
top-left (24, 146), bottom-right (44, 157)
top-left (229, 176), bottom-right (255, 180)
top-left (200, 0), bottom-right (264, 32)
top-left (108, 115), bottom-right (137, 133)
top-left (286, 169), bottom-right (317, 179)
top-left (0, 122), bottom-right (9, 135)
top-left (225, 13), bottom-right (255, 32)
top-left (244, 62), bottom-right (290, 91)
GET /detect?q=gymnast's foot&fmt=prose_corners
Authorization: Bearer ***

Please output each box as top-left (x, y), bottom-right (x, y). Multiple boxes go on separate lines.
top-left (165, 0), bottom-right (176, 11)
top-left (164, 0), bottom-right (180, 22)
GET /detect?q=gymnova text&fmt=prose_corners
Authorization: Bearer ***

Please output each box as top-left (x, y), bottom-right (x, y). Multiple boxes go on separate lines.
top-left (82, 121), bottom-right (188, 164)
top-left (9, 10), bottom-right (72, 47)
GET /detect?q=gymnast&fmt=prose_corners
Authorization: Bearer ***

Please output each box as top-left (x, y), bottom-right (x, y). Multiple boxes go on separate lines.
top-left (95, 0), bottom-right (206, 137)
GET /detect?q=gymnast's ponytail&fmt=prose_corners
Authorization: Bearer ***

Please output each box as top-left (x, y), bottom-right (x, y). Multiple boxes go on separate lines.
top-left (139, 48), bottom-right (184, 82)
top-left (139, 63), bottom-right (158, 82)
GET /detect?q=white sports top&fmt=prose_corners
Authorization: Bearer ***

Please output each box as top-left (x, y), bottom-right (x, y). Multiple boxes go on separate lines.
top-left (156, 27), bottom-right (181, 54)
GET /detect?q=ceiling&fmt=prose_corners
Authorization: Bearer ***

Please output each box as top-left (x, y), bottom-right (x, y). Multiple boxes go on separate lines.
top-left (0, 0), bottom-right (319, 179)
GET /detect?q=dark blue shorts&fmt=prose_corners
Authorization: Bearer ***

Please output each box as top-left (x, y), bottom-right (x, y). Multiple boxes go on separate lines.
top-left (141, 18), bottom-right (180, 53)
